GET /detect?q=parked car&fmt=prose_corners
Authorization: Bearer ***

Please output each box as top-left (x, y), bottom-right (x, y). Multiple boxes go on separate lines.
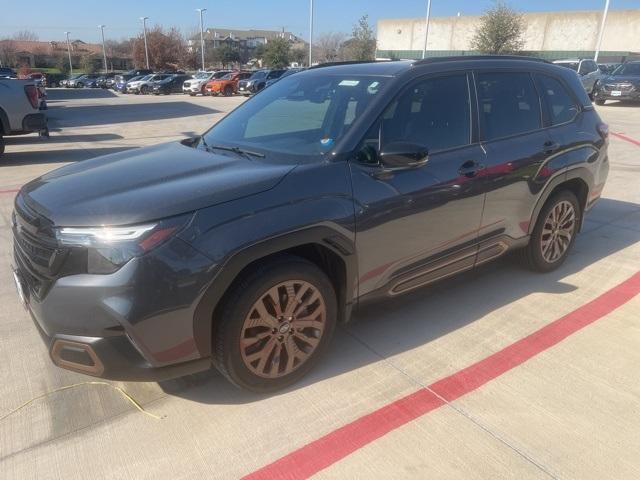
top-left (113, 75), bottom-right (141, 93)
top-left (598, 63), bottom-right (620, 75)
top-left (237, 69), bottom-right (285, 96)
top-left (553, 59), bottom-right (602, 98)
top-left (11, 57), bottom-right (609, 391)
top-left (205, 71), bottom-right (252, 96)
top-left (0, 67), bottom-right (17, 78)
top-left (96, 73), bottom-right (116, 89)
top-left (265, 67), bottom-right (305, 88)
top-left (152, 74), bottom-right (193, 95)
top-left (593, 61), bottom-right (640, 105)
top-left (68, 74), bottom-right (101, 88)
top-left (44, 73), bottom-right (66, 88)
top-left (182, 71), bottom-right (215, 96)
top-left (127, 73), bottom-right (173, 94)
top-left (0, 77), bottom-right (47, 157)
top-left (60, 74), bottom-right (82, 88)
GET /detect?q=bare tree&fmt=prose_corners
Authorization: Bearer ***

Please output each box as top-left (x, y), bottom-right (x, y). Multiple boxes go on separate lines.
top-left (0, 39), bottom-right (18, 66)
top-left (12, 30), bottom-right (39, 42)
top-left (314, 32), bottom-right (347, 63)
top-left (132, 25), bottom-right (186, 70)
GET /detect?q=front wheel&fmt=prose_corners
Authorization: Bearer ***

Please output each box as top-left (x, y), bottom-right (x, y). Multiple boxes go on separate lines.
top-left (214, 255), bottom-right (337, 392)
top-left (223, 85), bottom-right (234, 96)
top-left (140, 85), bottom-right (148, 95)
top-left (518, 191), bottom-right (581, 272)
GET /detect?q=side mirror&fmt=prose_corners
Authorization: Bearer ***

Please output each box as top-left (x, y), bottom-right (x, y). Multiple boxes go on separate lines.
top-left (379, 142), bottom-right (429, 168)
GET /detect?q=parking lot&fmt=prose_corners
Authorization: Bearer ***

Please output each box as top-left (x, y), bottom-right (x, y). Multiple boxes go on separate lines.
top-left (1, 89), bottom-right (639, 479)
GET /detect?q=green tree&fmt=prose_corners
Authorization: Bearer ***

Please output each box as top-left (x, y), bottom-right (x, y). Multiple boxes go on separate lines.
top-left (212, 44), bottom-right (241, 68)
top-left (343, 15), bottom-right (376, 61)
top-left (471, 1), bottom-right (525, 54)
top-left (263, 37), bottom-right (291, 68)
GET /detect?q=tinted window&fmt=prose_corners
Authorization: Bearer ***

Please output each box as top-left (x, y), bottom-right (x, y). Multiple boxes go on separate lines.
top-left (381, 74), bottom-right (471, 152)
top-left (476, 72), bottom-right (541, 141)
top-left (612, 63), bottom-right (640, 76)
top-left (579, 60), bottom-right (597, 74)
top-left (536, 75), bottom-right (578, 125)
top-left (204, 74), bottom-right (388, 158)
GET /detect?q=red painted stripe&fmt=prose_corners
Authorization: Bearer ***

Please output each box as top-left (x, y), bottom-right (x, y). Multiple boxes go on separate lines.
top-left (0, 188), bottom-right (19, 195)
top-left (611, 132), bottom-right (640, 147)
top-left (244, 271), bottom-right (640, 480)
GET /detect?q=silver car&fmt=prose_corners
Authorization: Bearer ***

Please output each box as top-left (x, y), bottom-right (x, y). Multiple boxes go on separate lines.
top-left (553, 59), bottom-right (602, 98)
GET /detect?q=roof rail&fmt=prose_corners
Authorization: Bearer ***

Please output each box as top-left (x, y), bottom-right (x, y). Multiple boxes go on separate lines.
top-left (413, 55), bottom-right (551, 66)
top-left (309, 60), bottom-right (397, 70)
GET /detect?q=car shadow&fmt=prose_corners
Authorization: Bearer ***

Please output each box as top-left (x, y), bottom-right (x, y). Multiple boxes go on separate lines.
top-left (159, 197), bottom-right (640, 405)
top-left (46, 88), bottom-right (118, 100)
top-left (0, 146), bottom-right (134, 166)
top-left (49, 102), bottom-right (220, 127)
top-left (4, 133), bottom-right (124, 145)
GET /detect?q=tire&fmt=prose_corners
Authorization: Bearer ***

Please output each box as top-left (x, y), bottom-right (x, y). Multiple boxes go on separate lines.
top-left (140, 85), bottom-right (148, 95)
top-left (201, 85), bottom-right (206, 96)
top-left (50, 81), bottom-right (57, 88)
top-left (224, 85), bottom-right (233, 97)
top-left (595, 98), bottom-right (606, 106)
top-left (0, 135), bottom-right (4, 157)
top-left (189, 92), bottom-right (196, 96)
top-left (518, 190), bottom-right (581, 272)
top-left (76, 82), bottom-right (83, 88)
top-left (214, 255), bottom-right (337, 392)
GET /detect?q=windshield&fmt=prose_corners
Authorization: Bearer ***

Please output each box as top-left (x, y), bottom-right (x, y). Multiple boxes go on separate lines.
top-left (202, 73), bottom-right (389, 160)
top-left (612, 63), bottom-right (640, 76)
top-left (250, 71), bottom-right (267, 80)
top-left (194, 72), bottom-right (210, 79)
top-left (139, 74), bottom-right (153, 81)
top-left (221, 73), bottom-right (234, 80)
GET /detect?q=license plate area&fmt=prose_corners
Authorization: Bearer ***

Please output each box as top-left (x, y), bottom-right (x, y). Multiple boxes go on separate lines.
top-left (611, 90), bottom-right (622, 96)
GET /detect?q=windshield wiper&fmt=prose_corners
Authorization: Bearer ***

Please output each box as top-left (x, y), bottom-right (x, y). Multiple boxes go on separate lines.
top-left (206, 144), bottom-right (266, 159)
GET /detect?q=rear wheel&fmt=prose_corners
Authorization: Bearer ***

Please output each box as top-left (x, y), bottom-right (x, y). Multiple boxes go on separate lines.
top-left (518, 191), bottom-right (581, 272)
top-left (201, 85), bottom-right (207, 96)
top-left (214, 255), bottom-right (337, 392)
top-left (224, 85), bottom-right (234, 96)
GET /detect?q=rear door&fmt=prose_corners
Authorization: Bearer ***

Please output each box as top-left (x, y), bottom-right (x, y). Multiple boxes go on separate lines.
top-left (473, 70), bottom-right (552, 262)
top-left (352, 72), bottom-right (487, 297)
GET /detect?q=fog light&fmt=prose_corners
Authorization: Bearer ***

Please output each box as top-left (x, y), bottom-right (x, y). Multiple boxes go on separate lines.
top-left (51, 339), bottom-right (104, 376)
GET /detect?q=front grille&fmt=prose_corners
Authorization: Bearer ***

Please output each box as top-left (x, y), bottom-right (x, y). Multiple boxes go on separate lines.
top-left (604, 83), bottom-right (635, 92)
top-left (12, 195), bottom-right (66, 299)
top-left (238, 80), bottom-right (248, 89)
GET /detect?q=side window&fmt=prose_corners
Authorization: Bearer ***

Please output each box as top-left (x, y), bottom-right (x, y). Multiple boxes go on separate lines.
top-left (380, 74), bottom-right (471, 152)
top-left (476, 72), bottom-right (541, 141)
top-left (535, 74), bottom-right (579, 126)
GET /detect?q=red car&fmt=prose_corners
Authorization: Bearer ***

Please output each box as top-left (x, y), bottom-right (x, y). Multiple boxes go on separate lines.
top-left (205, 71), bottom-right (252, 96)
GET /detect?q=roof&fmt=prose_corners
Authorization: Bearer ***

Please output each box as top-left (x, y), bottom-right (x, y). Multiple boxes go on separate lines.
top-left (0, 39), bottom-right (103, 56)
top-left (203, 28), bottom-right (301, 43)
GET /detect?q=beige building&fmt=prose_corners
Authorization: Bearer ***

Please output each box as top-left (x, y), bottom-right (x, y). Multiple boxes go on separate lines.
top-left (377, 9), bottom-right (640, 61)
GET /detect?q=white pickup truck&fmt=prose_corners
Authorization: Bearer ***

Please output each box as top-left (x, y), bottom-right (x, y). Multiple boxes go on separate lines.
top-left (0, 77), bottom-right (48, 157)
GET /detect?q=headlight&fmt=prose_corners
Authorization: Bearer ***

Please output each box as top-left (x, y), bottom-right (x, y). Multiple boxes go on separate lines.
top-left (55, 214), bottom-right (192, 274)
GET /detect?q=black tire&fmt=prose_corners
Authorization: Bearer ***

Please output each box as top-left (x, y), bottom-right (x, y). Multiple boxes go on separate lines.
top-left (0, 135), bottom-right (4, 157)
top-left (518, 190), bottom-right (581, 272)
top-left (595, 98), bottom-right (606, 106)
top-left (189, 92), bottom-right (196, 96)
top-left (201, 85), bottom-right (207, 96)
top-left (140, 85), bottom-right (148, 95)
top-left (214, 255), bottom-right (337, 392)
top-left (76, 82), bottom-right (83, 88)
top-left (224, 85), bottom-right (233, 97)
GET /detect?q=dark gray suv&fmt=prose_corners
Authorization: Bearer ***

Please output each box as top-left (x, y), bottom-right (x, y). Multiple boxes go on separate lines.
top-left (12, 57), bottom-right (609, 392)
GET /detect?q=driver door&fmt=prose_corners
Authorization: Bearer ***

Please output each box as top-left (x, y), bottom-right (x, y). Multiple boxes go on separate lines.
top-left (351, 73), bottom-right (488, 298)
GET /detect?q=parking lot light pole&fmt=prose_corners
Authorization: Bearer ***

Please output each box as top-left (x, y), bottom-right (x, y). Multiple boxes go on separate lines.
top-left (64, 31), bottom-right (73, 76)
top-left (594, 0), bottom-right (611, 63)
top-left (99, 25), bottom-right (108, 73)
top-left (309, 0), bottom-right (314, 66)
top-left (196, 8), bottom-right (207, 71)
top-left (422, 0), bottom-right (432, 59)
top-left (140, 16), bottom-right (150, 69)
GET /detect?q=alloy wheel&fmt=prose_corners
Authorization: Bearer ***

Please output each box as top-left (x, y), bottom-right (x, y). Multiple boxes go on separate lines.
top-left (540, 200), bottom-right (576, 263)
top-left (240, 280), bottom-right (326, 379)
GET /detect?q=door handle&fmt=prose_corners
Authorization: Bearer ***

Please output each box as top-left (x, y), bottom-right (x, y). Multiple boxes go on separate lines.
top-left (458, 160), bottom-right (485, 178)
top-left (543, 141), bottom-right (560, 155)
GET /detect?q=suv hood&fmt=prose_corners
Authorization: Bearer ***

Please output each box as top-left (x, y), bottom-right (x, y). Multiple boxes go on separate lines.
top-left (21, 142), bottom-right (296, 226)
top-left (604, 75), bottom-right (640, 84)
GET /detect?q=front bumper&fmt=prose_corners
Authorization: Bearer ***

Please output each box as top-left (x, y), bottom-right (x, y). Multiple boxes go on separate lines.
top-left (12, 235), bottom-right (216, 382)
top-left (183, 83), bottom-right (204, 93)
top-left (596, 87), bottom-right (640, 101)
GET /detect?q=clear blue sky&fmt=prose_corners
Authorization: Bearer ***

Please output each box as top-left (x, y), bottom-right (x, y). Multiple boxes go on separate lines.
top-left (0, 0), bottom-right (637, 43)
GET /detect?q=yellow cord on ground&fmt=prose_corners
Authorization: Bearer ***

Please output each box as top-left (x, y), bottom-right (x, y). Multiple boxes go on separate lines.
top-left (0, 381), bottom-right (163, 422)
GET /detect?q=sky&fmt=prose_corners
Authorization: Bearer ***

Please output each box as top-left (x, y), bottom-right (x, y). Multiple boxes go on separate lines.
top-left (0, 0), bottom-right (638, 43)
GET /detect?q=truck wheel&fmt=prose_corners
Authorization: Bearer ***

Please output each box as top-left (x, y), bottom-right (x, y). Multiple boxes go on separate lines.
top-left (214, 255), bottom-right (337, 392)
top-left (518, 190), bottom-right (581, 272)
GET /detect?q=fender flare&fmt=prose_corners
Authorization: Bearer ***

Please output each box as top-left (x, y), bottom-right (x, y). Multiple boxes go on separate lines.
top-left (192, 226), bottom-right (357, 358)
top-left (527, 167), bottom-right (593, 235)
